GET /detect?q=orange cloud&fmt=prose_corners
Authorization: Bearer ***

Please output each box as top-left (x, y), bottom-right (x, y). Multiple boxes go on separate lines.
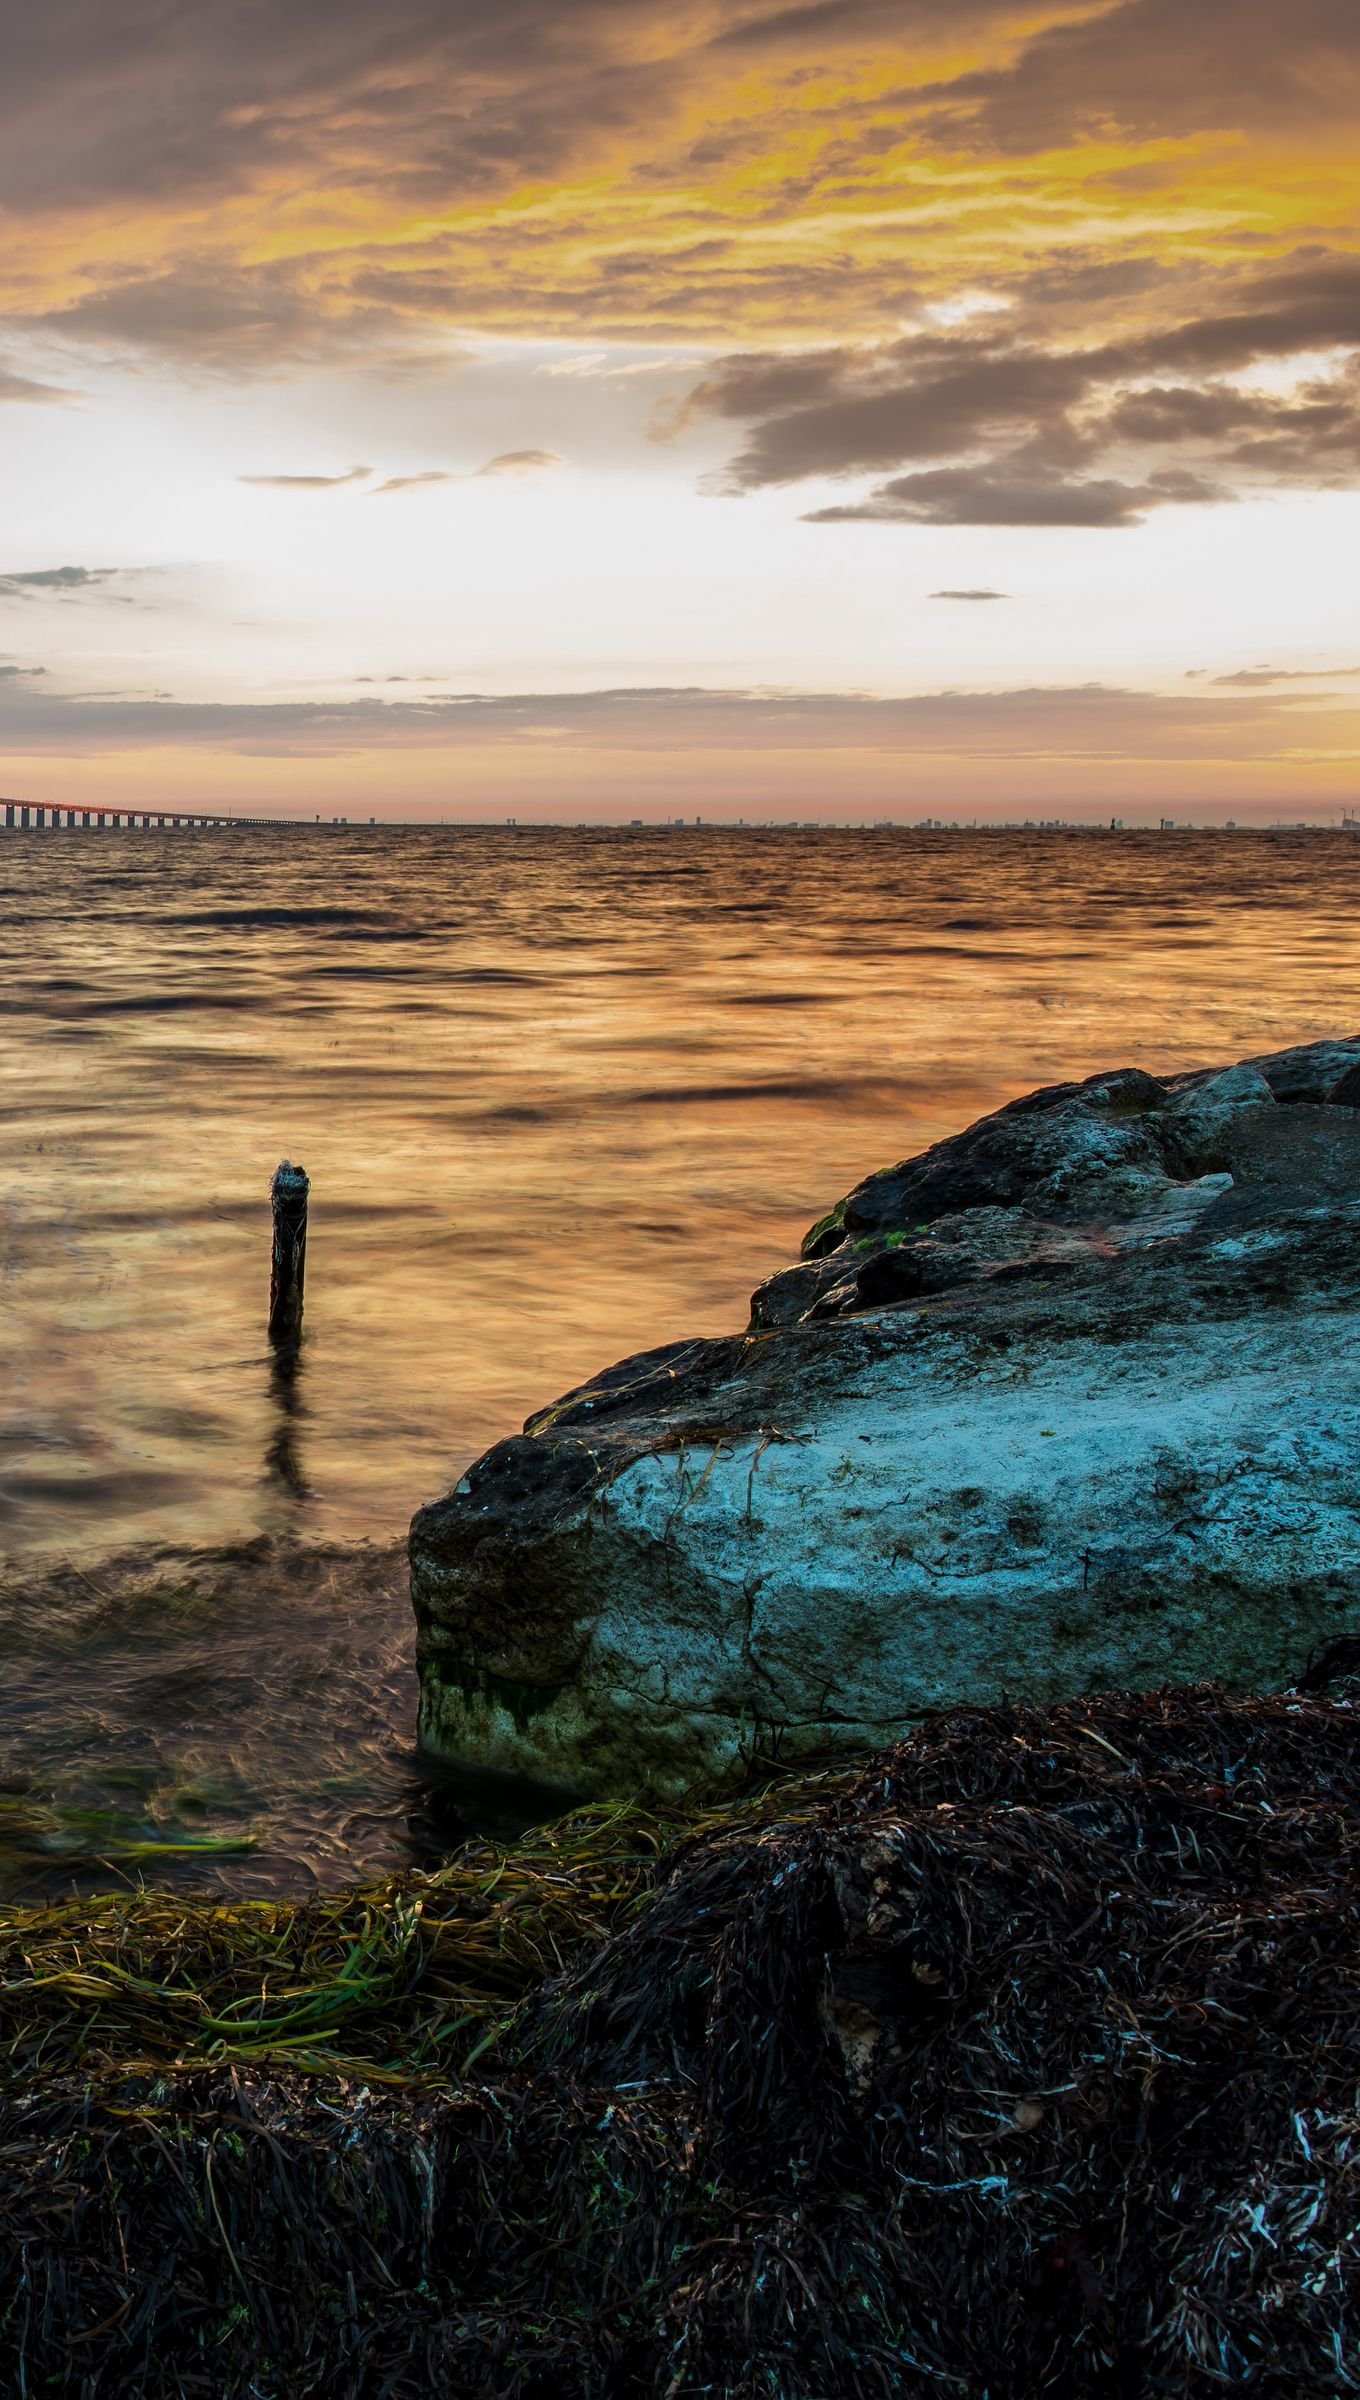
top-left (0, 0), bottom-right (1351, 363)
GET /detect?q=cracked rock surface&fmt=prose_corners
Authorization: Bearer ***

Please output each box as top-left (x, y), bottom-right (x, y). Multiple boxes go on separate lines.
top-left (410, 1037), bottom-right (1360, 1798)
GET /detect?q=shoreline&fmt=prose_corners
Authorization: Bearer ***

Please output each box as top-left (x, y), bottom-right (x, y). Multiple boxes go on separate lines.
top-left (1, 1678), bottom-right (1354, 2394)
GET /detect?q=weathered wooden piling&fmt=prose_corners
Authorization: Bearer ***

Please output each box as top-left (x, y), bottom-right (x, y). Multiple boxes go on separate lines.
top-left (268, 1161), bottom-right (310, 1347)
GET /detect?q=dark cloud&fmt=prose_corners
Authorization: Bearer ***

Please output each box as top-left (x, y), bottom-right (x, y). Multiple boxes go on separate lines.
top-left (931, 588), bottom-right (1008, 599)
top-left (2, 0), bottom-right (1348, 238)
top-left (36, 262), bottom-right (324, 365)
top-left (695, 339), bottom-right (1091, 486)
top-left (0, 675), bottom-right (1352, 775)
top-left (1097, 367), bottom-right (1360, 478)
top-left (1097, 385), bottom-right (1264, 444)
top-left (0, 2), bottom-right (1046, 228)
top-left (0, 4), bottom-right (649, 215)
top-left (1210, 664), bottom-right (1360, 686)
top-left (0, 565), bottom-right (122, 598)
top-left (917, 0), bottom-right (1360, 152)
top-left (685, 255), bottom-right (1360, 524)
top-left (709, 0), bottom-right (1018, 49)
top-left (1129, 259), bottom-right (1360, 377)
top-left (697, 259), bottom-right (1360, 475)
top-left (238, 467), bottom-right (372, 490)
top-left (25, 255), bottom-right (478, 372)
top-left (807, 465), bottom-right (1224, 526)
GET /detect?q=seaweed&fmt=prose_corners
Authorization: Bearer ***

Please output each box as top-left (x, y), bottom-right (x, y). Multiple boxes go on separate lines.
top-left (0, 1800), bottom-right (705, 2088)
top-left (1, 1685), bottom-right (1358, 2394)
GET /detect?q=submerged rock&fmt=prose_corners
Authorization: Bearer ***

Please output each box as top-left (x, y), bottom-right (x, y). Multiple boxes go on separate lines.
top-left (410, 1036), bottom-right (1360, 1796)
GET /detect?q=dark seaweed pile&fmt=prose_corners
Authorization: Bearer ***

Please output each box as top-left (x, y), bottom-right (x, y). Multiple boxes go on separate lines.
top-left (3, 1683), bottom-right (1357, 2396)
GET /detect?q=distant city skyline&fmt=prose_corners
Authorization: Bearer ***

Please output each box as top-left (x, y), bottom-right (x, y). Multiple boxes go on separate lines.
top-left (0, 2), bottom-right (1356, 819)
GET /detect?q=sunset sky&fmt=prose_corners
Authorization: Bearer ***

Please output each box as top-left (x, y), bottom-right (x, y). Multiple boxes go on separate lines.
top-left (1, 0), bottom-right (1357, 819)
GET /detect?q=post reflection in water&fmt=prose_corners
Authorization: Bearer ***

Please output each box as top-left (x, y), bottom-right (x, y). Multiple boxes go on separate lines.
top-left (265, 1334), bottom-right (310, 1503)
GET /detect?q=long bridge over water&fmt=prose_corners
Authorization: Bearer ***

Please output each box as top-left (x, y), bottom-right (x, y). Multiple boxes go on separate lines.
top-left (2, 798), bottom-right (279, 830)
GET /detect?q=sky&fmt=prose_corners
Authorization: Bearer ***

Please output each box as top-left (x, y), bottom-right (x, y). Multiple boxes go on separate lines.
top-left (0, 0), bottom-right (1357, 821)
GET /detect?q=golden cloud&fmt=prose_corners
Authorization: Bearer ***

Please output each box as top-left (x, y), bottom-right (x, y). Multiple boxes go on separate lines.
top-left (0, 0), bottom-right (1352, 358)
top-left (0, 2), bottom-right (1352, 541)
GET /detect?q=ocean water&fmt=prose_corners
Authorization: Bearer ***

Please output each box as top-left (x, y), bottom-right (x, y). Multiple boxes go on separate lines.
top-left (1, 823), bottom-right (1356, 1892)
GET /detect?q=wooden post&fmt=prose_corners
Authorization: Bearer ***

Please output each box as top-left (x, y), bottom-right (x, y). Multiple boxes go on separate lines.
top-left (269, 1161), bottom-right (309, 1347)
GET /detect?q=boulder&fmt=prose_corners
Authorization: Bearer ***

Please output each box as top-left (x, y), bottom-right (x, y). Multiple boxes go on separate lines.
top-left (410, 1036), bottom-right (1360, 1798)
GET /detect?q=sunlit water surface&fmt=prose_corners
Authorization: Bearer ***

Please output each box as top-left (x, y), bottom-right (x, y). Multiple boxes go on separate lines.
top-left (1, 824), bottom-right (1356, 1892)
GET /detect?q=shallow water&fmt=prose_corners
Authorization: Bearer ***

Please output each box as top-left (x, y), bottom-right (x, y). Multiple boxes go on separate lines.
top-left (0, 1540), bottom-right (543, 1901)
top-left (1, 823), bottom-right (1356, 1891)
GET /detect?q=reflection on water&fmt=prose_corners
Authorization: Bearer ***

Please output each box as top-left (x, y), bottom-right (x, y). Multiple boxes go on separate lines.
top-left (265, 1339), bottom-right (310, 1500)
top-left (0, 822), bottom-right (1356, 1892)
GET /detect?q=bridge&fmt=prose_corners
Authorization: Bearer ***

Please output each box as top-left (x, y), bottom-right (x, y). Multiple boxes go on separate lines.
top-left (2, 799), bottom-right (280, 830)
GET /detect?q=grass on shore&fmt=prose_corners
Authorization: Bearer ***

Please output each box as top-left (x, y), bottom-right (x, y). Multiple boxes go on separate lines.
top-left (0, 1774), bottom-right (836, 2092)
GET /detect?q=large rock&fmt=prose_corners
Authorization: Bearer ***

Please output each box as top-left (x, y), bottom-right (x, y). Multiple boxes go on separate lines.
top-left (410, 1037), bottom-right (1360, 1798)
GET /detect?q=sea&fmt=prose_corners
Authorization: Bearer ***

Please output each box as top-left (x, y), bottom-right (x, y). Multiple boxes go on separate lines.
top-left (1, 822), bottom-right (1355, 1895)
